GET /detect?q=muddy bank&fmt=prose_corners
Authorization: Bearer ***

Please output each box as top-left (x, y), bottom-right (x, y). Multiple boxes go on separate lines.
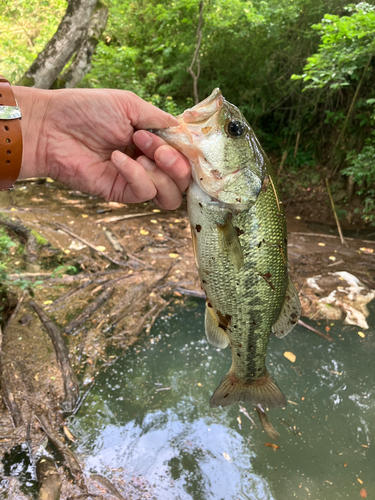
top-left (0, 178), bottom-right (374, 499)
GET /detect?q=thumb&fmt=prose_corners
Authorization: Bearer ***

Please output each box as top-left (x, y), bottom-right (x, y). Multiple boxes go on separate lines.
top-left (122, 91), bottom-right (179, 130)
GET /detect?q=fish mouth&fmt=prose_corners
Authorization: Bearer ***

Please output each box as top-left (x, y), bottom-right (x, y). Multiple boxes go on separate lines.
top-left (178, 88), bottom-right (224, 124)
top-left (153, 88), bottom-right (225, 148)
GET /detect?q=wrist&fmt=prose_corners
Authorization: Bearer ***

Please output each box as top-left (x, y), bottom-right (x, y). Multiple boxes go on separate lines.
top-left (12, 86), bottom-right (51, 179)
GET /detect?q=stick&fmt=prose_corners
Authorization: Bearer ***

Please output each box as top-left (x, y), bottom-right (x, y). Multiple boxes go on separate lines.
top-left (297, 319), bottom-right (334, 342)
top-left (54, 222), bottom-right (128, 268)
top-left (95, 212), bottom-right (158, 224)
top-left (47, 279), bottom-right (93, 310)
top-left (102, 226), bottom-right (126, 254)
top-left (29, 301), bottom-right (80, 412)
top-left (277, 150), bottom-right (288, 176)
top-left (5, 291), bottom-right (27, 328)
top-left (36, 456), bottom-right (62, 500)
top-left (325, 178), bottom-right (348, 247)
top-left (90, 475), bottom-right (125, 500)
top-left (64, 287), bottom-right (114, 335)
top-left (0, 325), bottom-right (23, 427)
top-left (174, 287), bottom-right (205, 298)
top-left (146, 299), bottom-right (172, 334)
top-left (290, 232), bottom-right (375, 245)
top-left (293, 131), bottom-right (300, 159)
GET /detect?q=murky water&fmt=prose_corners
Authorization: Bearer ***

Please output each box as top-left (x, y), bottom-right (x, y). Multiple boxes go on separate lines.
top-left (69, 299), bottom-right (374, 500)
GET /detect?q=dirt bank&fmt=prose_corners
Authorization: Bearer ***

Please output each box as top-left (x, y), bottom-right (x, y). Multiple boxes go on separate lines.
top-left (0, 178), bottom-right (374, 498)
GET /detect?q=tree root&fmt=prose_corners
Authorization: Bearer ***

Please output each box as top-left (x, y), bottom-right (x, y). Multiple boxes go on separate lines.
top-left (29, 301), bottom-right (79, 412)
top-left (36, 456), bottom-right (62, 500)
top-left (64, 287), bottom-right (114, 335)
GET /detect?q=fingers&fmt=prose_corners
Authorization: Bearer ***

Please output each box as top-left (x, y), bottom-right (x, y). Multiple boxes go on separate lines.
top-left (137, 155), bottom-right (183, 210)
top-left (111, 150), bottom-right (157, 203)
top-left (133, 130), bottom-right (191, 192)
top-left (111, 150), bottom-right (183, 209)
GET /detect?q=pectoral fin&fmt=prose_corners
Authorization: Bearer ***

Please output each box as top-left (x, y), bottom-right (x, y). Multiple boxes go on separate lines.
top-left (205, 303), bottom-right (229, 349)
top-left (272, 277), bottom-right (301, 338)
top-left (217, 215), bottom-right (243, 271)
top-left (190, 224), bottom-right (199, 269)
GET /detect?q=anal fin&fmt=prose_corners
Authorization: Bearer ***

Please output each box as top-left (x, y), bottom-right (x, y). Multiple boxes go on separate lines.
top-left (272, 277), bottom-right (301, 338)
top-left (205, 303), bottom-right (229, 349)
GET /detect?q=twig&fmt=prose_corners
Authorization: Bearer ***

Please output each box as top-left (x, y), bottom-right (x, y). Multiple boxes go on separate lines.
top-left (325, 178), bottom-right (348, 247)
top-left (174, 287), bottom-right (205, 298)
top-left (146, 299), bottom-right (173, 334)
top-left (297, 319), bottom-right (334, 342)
top-left (47, 279), bottom-right (93, 310)
top-left (102, 226), bottom-right (126, 254)
top-left (333, 54), bottom-right (372, 155)
top-left (290, 232), bottom-right (375, 245)
top-left (95, 212), bottom-right (158, 224)
top-left (277, 150), bottom-right (288, 176)
top-left (187, 1), bottom-right (204, 104)
top-left (54, 222), bottom-right (128, 268)
top-left (293, 131), bottom-right (300, 159)
top-left (36, 456), bottom-right (62, 500)
top-left (5, 291), bottom-right (27, 328)
top-left (90, 475), bottom-right (126, 500)
top-left (29, 301), bottom-right (80, 412)
top-left (71, 379), bottom-right (96, 416)
top-left (64, 287), bottom-right (114, 335)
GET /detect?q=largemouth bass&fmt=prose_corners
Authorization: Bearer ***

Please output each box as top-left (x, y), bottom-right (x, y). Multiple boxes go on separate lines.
top-left (155, 88), bottom-right (301, 409)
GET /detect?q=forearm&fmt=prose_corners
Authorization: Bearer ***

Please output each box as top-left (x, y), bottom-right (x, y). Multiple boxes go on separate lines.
top-left (12, 86), bottom-right (51, 179)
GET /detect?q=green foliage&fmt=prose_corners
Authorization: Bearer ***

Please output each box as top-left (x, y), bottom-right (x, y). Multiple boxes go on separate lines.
top-left (342, 134), bottom-right (375, 224)
top-left (292, 3), bottom-right (375, 90)
top-left (0, 0), bottom-right (66, 83)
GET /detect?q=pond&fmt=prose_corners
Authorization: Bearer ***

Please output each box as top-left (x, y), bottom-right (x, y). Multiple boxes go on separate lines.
top-left (68, 298), bottom-right (374, 500)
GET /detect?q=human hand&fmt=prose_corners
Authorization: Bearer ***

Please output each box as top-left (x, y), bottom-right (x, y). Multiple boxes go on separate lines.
top-left (13, 87), bottom-right (191, 209)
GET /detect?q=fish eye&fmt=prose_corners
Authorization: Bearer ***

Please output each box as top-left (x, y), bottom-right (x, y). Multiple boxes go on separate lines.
top-left (226, 120), bottom-right (245, 138)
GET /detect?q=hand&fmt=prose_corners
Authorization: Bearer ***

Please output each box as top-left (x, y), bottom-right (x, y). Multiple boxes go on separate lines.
top-left (13, 87), bottom-right (191, 209)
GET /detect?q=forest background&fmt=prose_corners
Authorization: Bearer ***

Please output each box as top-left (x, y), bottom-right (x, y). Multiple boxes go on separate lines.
top-left (1, 0), bottom-right (375, 226)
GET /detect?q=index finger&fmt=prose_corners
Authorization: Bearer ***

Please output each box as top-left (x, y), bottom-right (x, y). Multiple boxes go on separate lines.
top-left (133, 130), bottom-right (191, 193)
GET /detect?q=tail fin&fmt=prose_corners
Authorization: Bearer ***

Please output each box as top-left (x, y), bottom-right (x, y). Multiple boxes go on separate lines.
top-left (209, 370), bottom-right (286, 409)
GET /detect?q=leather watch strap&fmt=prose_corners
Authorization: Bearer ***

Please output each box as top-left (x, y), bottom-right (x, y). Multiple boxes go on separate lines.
top-left (0, 76), bottom-right (23, 191)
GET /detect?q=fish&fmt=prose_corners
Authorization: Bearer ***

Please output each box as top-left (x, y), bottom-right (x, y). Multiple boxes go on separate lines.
top-left (154, 88), bottom-right (301, 409)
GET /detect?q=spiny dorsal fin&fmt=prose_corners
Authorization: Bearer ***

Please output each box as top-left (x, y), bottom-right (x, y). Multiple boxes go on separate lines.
top-left (272, 277), bottom-right (301, 338)
top-left (205, 303), bottom-right (229, 349)
top-left (217, 215), bottom-right (243, 271)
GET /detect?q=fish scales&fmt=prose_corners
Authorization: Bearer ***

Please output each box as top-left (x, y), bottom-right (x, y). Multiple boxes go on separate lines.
top-left (154, 88), bottom-right (301, 410)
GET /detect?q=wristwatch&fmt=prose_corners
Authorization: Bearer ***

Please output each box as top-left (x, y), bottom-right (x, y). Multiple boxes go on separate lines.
top-left (0, 76), bottom-right (23, 191)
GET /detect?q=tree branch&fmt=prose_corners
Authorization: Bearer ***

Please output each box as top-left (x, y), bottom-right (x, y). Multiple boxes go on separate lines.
top-left (187, 1), bottom-right (204, 104)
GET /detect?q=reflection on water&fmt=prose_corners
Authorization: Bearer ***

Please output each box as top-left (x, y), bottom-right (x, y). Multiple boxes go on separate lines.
top-left (71, 300), bottom-right (375, 500)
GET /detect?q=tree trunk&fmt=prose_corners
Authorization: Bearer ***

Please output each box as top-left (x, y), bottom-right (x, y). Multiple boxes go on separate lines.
top-left (54, 0), bottom-right (109, 89)
top-left (17, 0), bottom-right (105, 89)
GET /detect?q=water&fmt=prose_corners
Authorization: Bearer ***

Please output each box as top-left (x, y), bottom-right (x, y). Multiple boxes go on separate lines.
top-left (70, 299), bottom-right (375, 500)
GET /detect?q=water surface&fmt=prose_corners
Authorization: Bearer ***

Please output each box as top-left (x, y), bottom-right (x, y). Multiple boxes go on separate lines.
top-left (71, 299), bottom-right (375, 500)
